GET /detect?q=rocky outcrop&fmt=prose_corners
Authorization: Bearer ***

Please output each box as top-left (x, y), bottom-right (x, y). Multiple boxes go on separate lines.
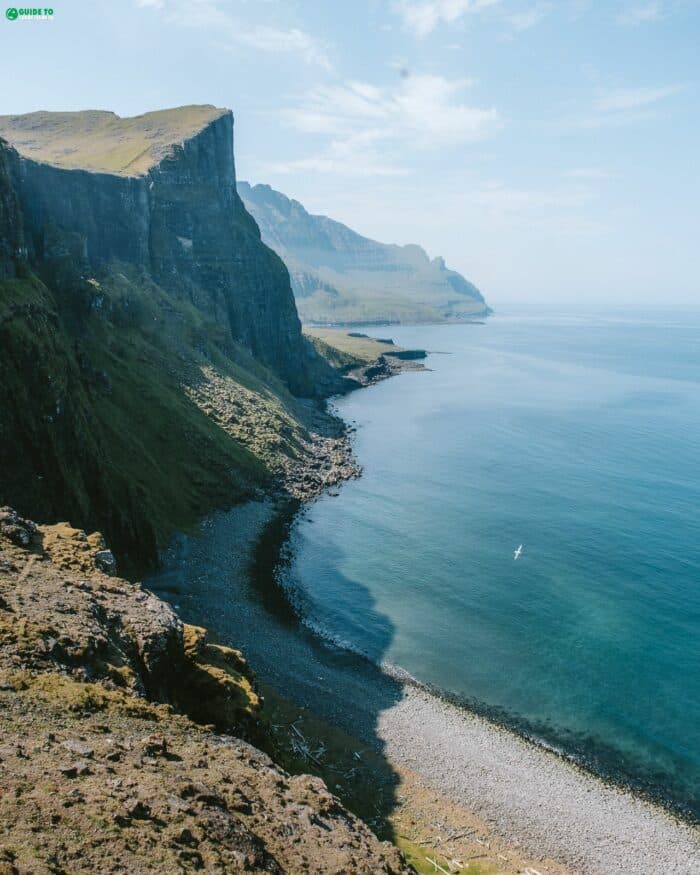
top-left (0, 507), bottom-right (188, 704)
top-left (238, 180), bottom-right (489, 325)
top-left (0, 513), bottom-right (410, 874)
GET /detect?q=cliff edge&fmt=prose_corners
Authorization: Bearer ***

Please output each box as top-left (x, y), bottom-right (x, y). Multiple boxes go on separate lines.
top-left (0, 106), bottom-right (228, 176)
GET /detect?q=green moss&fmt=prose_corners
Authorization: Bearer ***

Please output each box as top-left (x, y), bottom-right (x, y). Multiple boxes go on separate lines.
top-left (14, 673), bottom-right (164, 720)
top-left (178, 624), bottom-right (262, 739)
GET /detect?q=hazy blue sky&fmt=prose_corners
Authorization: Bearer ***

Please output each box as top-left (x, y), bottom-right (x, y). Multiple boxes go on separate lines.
top-left (1, 0), bottom-right (698, 308)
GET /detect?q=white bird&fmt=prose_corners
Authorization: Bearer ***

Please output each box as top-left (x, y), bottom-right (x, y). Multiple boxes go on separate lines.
top-left (514, 544), bottom-right (523, 560)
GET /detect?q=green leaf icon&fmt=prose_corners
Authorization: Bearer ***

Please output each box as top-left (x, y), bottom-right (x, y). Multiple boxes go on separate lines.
top-left (6, 7), bottom-right (19, 20)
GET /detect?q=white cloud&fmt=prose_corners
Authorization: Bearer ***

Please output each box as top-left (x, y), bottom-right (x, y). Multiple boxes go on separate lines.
top-left (267, 143), bottom-right (412, 178)
top-left (394, 0), bottom-right (500, 37)
top-left (594, 83), bottom-right (684, 113)
top-left (230, 24), bottom-right (330, 67)
top-left (287, 74), bottom-right (499, 146)
top-left (135, 0), bottom-right (330, 68)
top-left (463, 181), bottom-right (591, 214)
top-left (571, 82), bottom-right (686, 128)
top-left (616, 2), bottom-right (665, 26)
top-left (269, 73), bottom-right (500, 178)
top-left (502, 3), bottom-right (551, 33)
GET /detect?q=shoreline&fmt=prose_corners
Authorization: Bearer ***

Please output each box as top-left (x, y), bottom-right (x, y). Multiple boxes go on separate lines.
top-left (149, 493), bottom-right (700, 875)
top-left (147, 344), bottom-right (699, 873)
top-left (381, 684), bottom-right (699, 874)
top-left (377, 659), bottom-right (700, 827)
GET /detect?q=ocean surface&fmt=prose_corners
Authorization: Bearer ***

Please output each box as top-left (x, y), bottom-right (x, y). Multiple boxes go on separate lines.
top-left (283, 312), bottom-right (700, 816)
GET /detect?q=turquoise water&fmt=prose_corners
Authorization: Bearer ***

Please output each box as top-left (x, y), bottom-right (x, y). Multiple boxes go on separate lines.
top-left (287, 313), bottom-right (700, 816)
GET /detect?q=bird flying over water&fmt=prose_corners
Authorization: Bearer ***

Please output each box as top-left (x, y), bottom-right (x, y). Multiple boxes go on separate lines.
top-left (514, 544), bottom-right (523, 560)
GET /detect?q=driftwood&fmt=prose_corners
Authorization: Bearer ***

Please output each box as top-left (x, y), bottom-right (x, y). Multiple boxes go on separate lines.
top-left (437, 849), bottom-right (464, 869)
top-left (443, 830), bottom-right (470, 843)
top-left (290, 722), bottom-right (306, 741)
top-left (288, 722), bottom-right (325, 767)
top-left (425, 857), bottom-right (451, 875)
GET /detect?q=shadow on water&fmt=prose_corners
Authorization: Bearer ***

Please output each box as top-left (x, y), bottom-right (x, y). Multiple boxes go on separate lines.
top-left (148, 498), bottom-right (700, 830)
top-left (148, 498), bottom-right (407, 840)
top-left (248, 500), bottom-right (407, 837)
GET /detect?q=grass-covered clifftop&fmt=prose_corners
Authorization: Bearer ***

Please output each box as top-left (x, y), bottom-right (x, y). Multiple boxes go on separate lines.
top-left (0, 105), bottom-right (228, 176)
top-left (305, 327), bottom-right (427, 386)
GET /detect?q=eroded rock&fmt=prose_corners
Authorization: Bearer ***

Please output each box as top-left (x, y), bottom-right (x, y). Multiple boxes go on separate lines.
top-left (0, 511), bottom-right (412, 873)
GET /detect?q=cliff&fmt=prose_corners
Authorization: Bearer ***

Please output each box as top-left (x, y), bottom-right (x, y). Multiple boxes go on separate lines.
top-left (0, 509), bottom-right (409, 873)
top-left (0, 109), bottom-right (342, 572)
top-left (238, 181), bottom-right (489, 325)
top-left (0, 108), bottom-right (325, 391)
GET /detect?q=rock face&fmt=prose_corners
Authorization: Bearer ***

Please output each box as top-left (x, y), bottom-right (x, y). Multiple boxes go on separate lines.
top-left (0, 513), bottom-right (410, 874)
top-left (0, 140), bottom-right (25, 278)
top-left (0, 108), bottom-right (323, 393)
top-left (238, 180), bottom-right (489, 325)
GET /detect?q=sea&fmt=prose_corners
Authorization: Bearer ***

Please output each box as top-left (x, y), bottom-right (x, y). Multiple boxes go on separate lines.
top-left (281, 311), bottom-right (700, 817)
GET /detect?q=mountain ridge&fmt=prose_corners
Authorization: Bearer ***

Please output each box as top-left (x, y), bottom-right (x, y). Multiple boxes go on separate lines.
top-left (238, 180), bottom-right (489, 325)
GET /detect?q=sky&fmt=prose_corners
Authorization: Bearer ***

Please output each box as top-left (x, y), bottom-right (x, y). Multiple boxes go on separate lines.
top-left (1, 0), bottom-right (698, 309)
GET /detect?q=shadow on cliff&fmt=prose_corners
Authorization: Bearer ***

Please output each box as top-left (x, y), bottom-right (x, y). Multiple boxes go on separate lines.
top-left (148, 497), bottom-right (407, 843)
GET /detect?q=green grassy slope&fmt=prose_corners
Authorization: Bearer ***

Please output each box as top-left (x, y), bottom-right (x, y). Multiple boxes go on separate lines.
top-left (0, 263), bottom-right (315, 574)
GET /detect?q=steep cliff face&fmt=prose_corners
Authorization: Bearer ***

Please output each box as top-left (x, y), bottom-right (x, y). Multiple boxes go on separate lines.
top-left (2, 108), bottom-right (322, 394)
top-left (0, 111), bottom-right (341, 572)
top-left (238, 180), bottom-right (489, 325)
top-left (0, 140), bottom-right (25, 278)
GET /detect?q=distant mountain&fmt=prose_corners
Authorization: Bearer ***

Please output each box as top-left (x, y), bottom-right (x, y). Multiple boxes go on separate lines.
top-left (238, 181), bottom-right (489, 325)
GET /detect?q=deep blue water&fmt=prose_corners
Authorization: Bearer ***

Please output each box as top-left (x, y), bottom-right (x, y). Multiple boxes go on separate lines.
top-left (286, 312), bottom-right (700, 815)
